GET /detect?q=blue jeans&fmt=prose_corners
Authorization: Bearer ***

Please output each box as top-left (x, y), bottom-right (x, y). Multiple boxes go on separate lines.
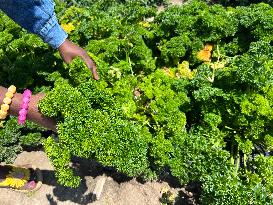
top-left (0, 0), bottom-right (67, 48)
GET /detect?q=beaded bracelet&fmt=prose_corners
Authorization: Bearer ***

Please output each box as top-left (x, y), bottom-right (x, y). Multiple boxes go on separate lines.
top-left (0, 85), bottom-right (16, 120)
top-left (18, 89), bottom-right (32, 125)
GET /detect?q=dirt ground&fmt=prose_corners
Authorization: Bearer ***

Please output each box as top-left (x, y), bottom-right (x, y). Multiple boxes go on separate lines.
top-left (0, 151), bottom-right (199, 205)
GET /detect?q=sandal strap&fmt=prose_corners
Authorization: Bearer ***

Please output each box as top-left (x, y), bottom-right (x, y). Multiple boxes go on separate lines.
top-left (0, 166), bottom-right (30, 189)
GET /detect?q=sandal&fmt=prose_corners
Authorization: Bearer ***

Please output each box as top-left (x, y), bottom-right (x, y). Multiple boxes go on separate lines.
top-left (0, 164), bottom-right (43, 193)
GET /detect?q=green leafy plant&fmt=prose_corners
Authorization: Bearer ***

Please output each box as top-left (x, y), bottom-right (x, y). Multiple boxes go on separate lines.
top-left (2, 0), bottom-right (273, 204)
top-left (0, 117), bottom-right (46, 163)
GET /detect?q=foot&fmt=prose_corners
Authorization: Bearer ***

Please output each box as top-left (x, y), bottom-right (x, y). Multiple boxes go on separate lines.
top-left (0, 164), bottom-right (42, 192)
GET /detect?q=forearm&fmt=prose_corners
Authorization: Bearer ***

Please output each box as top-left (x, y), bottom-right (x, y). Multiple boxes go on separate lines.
top-left (0, 86), bottom-right (22, 117)
top-left (0, 0), bottom-right (67, 49)
top-left (0, 86), bottom-right (56, 132)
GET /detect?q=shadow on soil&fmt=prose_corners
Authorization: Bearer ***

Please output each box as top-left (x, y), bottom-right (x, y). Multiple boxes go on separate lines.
top-left (41, 169), bottom-right (93, 205)
top-left (42, 156), bottom-right (201, 205)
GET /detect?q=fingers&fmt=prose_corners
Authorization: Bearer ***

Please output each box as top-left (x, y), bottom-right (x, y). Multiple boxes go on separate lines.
top-left (58, 39), bottom-right (99, 80)
top-left (81, 51), bottom-right (99, 80)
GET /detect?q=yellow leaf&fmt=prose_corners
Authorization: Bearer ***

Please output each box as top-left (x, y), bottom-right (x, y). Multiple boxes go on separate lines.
top-left (61, 23), bottom-right (75, 34)
top-left (196, 43), bottom-right (214, 62)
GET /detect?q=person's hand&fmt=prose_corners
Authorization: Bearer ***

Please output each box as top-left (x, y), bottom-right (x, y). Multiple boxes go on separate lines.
top-left (58, 39), bottom-right (99, 80)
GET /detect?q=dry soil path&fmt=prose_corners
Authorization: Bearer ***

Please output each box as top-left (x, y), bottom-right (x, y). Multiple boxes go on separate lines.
top-left (0, 151), bottom-right (191, 205)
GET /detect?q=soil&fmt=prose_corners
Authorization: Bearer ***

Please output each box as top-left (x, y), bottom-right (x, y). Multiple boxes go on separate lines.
top-left (0, 151), bottom-right (200, 205)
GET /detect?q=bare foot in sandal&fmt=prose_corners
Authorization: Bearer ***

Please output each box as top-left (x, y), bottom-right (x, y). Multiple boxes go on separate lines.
top-left (0, 164), bottom-right (42, 193)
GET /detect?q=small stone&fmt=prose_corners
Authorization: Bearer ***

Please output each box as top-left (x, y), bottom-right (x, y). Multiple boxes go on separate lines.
top-left (92, 174), bottom-right (107, 201)
top-left (187, 192), bottom-right (193, 197)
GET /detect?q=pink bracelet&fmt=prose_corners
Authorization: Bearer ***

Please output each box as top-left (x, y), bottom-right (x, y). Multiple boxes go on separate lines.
top-left (18, 89), bottom-right (32, 125)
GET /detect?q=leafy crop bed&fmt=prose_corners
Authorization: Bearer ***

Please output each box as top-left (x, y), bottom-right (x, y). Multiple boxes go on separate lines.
top-left (1, 0), bottom-right (273, 204)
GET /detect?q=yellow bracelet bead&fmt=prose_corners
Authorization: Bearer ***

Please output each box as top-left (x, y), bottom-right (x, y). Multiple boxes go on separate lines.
top-left (5, 91), bottom-right (14, 99)
top-left (0, 85), bottom-right (16, 124)
top-left (8, 85), bottom-right (16, 93)
top-left (1, 104), bottom-right (9, 112)
top-left (0, 110), bottom-right (7, 116)
top-left (0, 115), bottom-right (6, 120)
top-left (3, 97), bottom-right (12, 105)
top-left (0, 110), bottom-right (7, 119)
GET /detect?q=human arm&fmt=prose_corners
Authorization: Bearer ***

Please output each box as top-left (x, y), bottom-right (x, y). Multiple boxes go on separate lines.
top-left (0, 0), bottom-right (66, 49)
top-left (0, 86), bottom-right (56, 132)
top-left (0, 0), bottom-right (99, 80)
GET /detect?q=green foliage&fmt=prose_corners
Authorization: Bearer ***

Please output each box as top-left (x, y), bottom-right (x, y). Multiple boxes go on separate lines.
top-left (201, 171), bottom-right (273, 205)
top-left (169, 128), bottom-right (230, 184)
top-left (38, 1), bottom-right (273, 203)
top-left (2, 0), bottom-right (273, 203)
top-left (198, 0), bottom-right (273, 7)
top-left (40, 77), bottom-right (153, 187)
top-left (0, 117), bottom-right (46, 163)
top-left (0, 10), bottom-right (57, 162)
top-left (0, 11), bottom-right (63, 90)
